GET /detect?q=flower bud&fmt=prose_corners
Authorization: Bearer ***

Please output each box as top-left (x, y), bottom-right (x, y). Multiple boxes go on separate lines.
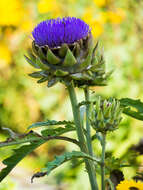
top-left (91, 97), bottom-right (123, 133)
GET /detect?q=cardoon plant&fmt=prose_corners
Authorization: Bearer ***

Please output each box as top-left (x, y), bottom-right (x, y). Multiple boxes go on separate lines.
top-left (0, 17), bottom-right (143, 190)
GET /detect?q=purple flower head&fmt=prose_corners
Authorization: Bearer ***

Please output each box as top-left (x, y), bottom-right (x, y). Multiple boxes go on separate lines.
top-left (32, 17), bottom-right (90, 48)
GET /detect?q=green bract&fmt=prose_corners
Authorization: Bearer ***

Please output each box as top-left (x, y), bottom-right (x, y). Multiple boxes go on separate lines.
top-left (90, 97), bottom-right (123, 133)
top-left (25, 34), bottom-right (110, 87)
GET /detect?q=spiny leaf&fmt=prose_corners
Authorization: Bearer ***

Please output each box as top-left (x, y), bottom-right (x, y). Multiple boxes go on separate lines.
top-left (120, 98), bottom-right (143, 112)
top-left (31, 151), bottom-right (100, 182)
top-left (0, 128), bottom-right (77, 182)
top-left (45, 151), bottom-right (99, 172)
top-left (41, 126), bottom-right (75, 137)
top-left (28, 120), bottom-right (74, 129)
top-left (120, 98), bottom-right (143, 121)
top-left (0, 139), bottom-right (46, 182)
top-left (0, 132), bottom-right (78, 148)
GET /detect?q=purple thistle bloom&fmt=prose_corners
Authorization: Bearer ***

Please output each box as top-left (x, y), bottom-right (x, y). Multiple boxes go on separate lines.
top-left (32, 17), bottom-right (90, 48)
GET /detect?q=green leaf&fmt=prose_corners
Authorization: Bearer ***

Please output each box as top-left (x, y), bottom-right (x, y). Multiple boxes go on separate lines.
top-left (24, 55), bottom-right (40, 69)
top-left (29, 71), bottom-right (47, 78)
top-left (41, 125), bottom-right (75, 137)
top-left (28, 120), bottom-right (74, 129)
top-left (0, 127), bottom-right (78, 182)
top-left (31, 151), bottom-right (100, 181)
top-left (0, 121), bottom-right (76, 182)
top-left (0, 139), bottom-right (46, 182)
top-left (120, 98), bottom-right (143, 120)
top-left (45, 151), bottom-right (99, 174)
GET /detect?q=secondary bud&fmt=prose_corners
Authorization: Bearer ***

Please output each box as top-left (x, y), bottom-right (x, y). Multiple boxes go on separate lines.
top-left (91, 97), bottom-right (123, 133)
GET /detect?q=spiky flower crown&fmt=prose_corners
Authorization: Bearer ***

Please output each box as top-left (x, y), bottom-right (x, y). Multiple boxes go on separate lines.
top-left (32, 17), bottom-right (90, 48)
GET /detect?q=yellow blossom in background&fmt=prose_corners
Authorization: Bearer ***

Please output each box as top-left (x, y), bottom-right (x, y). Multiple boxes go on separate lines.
top-left (83, 7), bottom-right (103, 38)
top-left (116, 180), bottom-right (143, 190)
top-left (90, 20), bottom-right (103, 38)
top-left (0, 0), bottom-right (23, 26)
top-left (82, 7), bottom-right (95, 22)
top-left (38, 0), bottom-right (61, 16)
top-left (93, 0), bottom-right (107, 7)
top-left (108, 8), bottom-right (126, 24)
top-left (0, 44), bottom-right (11, 67)
top-left (97, 12), bottom-right (108, 24)
top-left (20, 20), bottom-right (34, 32)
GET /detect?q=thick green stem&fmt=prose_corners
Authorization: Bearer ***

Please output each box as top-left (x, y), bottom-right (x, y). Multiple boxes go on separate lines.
top-left (67, 82), bottom-right (98, 190)
top-left (101, 133), bottom-right (106, 190)
top-left (84, 87), bottom-right (93, 156)
top-left (67, 84), bottom-right (86, 150)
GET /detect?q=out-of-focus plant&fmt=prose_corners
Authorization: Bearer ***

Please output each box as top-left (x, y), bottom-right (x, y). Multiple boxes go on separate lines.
top-left (0, 177), bottom-right (16, 190)
top-left (0, 16), bottom-right (143, 190)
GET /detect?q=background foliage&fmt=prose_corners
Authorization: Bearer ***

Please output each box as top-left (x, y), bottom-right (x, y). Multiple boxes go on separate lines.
top-left (0, 0), bottom-right (143, 189)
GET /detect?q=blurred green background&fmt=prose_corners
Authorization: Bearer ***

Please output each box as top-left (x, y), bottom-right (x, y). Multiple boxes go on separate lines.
top-left (0, 0), bottom-right (143, 189)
